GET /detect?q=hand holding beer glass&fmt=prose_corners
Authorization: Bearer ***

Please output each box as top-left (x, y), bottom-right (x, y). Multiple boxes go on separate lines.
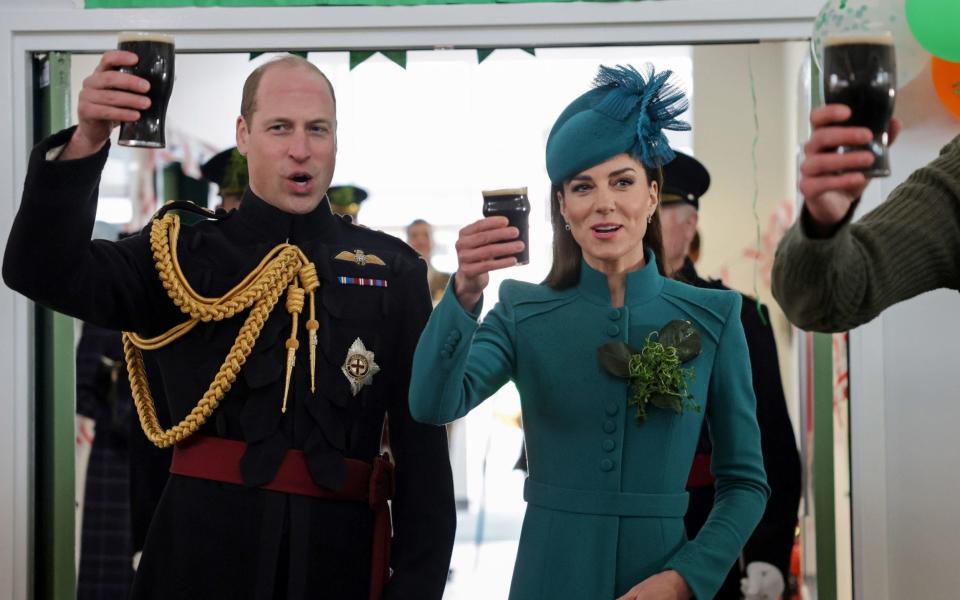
top-left (452, 188), bottom-right (529, 312)
top-left (799, 33), bottom-right (903, 234)
top-left (61, 32), bottom-right (174, 160)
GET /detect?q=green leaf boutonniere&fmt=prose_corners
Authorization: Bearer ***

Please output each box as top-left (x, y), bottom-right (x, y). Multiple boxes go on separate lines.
top-left (598, 320), bottom-right (703, 423)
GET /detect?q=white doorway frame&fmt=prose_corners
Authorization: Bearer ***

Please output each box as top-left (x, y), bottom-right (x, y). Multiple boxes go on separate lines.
top-left (0, 2), bottom-right (819, 598)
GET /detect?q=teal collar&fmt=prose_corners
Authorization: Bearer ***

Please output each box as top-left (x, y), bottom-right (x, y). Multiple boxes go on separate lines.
top-left (576, 249), bottom-right (664, 307)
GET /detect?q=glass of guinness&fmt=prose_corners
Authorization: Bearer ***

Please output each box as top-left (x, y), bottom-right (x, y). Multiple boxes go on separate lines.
top-left (482, 188), bottom-right (530, 265)
top-left (117, 32), bottom-right (175, 148)
top-left (822, 33), bottom-right (897, 178)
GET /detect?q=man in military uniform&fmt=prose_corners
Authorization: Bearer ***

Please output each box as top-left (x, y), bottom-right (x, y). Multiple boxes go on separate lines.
top-left (327, 184), bottom-right (368, 222)
top-left (201, 146), bottom-right (248, 212)
top-left (659, 152), bottom-right (802, 600)
top-left (4, 51), bottom-right (455, 599)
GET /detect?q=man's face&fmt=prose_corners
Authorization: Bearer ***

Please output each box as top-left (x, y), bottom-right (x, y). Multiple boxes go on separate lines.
top-left (236, 64), bottom-right (337, 215)
top-left (407, 223), bottom-right (433, 258)
top-left (659, 203), bottom-right (698, 269)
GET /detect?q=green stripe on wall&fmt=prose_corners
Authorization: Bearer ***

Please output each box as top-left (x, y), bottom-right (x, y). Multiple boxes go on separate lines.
top-left (87, 0), bottom-right (569, 7)
top-left (812, 332), bottom-right (837, 600)
top-left (33, 51), bottom-right (77, 600)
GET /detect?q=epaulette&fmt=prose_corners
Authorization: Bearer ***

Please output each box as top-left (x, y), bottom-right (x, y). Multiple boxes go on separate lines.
top-left (154, 200), bottom-right (225, 222)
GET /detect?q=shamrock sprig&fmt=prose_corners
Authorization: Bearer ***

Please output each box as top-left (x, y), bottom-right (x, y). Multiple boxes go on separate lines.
top-left (598, 320), bottom-right (703, 423)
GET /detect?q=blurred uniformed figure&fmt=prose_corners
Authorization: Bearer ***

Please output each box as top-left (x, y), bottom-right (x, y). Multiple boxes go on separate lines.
top-left (406, 219), bottom-right (451, 305)
top-left (659, 152), bottom-right (802, 600)
top-left (200, 146), bottom-right (248, 213)
top-left (327, 184), bottom-right (368, 222)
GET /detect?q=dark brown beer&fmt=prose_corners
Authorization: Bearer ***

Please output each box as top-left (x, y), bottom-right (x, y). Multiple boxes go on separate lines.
top-left (117, 32), bottom-right (175, 148)
top-left (822, 34), bottom-right (896, 177)
top-left (482, 188), bottom-right (530, 265)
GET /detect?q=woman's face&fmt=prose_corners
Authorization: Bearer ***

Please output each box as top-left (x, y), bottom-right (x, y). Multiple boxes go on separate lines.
top-left (559, 153), bottom-right (659, 273)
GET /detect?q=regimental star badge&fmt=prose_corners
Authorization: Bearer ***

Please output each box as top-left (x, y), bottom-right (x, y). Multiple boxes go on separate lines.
top-left (341, 337), bottom-right (380, 396)
top-left (333, 249), bottom-right (387, 267)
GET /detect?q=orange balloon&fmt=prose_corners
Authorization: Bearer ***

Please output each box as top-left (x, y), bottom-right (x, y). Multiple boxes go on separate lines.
top-left (932, 57), bottom-right (960, 118)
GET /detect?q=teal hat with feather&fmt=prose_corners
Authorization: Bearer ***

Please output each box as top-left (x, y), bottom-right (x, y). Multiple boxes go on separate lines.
top-left (545, 64), bottom-right (691, 185)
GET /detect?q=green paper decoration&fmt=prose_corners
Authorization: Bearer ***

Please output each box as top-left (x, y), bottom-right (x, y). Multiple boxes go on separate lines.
top-left (477, 47), bottom-right (537, 63)
top-left (906, 0), bottom-right (960, 62)
top-left (349, 50), bottom-right (407, 70)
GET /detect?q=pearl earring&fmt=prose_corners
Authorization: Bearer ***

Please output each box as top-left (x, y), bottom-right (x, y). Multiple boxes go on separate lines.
top-left (647, 214), bottom-right (653, 224)
top-left (564, 222), bottom-right (571, 231)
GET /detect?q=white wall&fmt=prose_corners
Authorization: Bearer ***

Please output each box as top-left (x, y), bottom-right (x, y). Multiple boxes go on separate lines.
top-left (692, 41), bottom-right (808, 434)
top-left (849, 62), bottom-right (960, 600)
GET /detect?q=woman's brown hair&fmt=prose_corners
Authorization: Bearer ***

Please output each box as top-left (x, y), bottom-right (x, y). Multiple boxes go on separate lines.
top-left (542, 163), bottom-right (666, 290)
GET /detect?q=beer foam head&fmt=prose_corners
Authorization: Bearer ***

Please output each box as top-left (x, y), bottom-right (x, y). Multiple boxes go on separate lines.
top-left (824, 32), bottom-right (893, 47)
top-left (482, 188), bottom-right (528, 199)
top-left (118, 31), bottom-right (175, 45)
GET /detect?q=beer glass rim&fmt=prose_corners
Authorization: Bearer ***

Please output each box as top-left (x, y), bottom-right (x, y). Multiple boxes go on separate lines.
top-left (118, 31), bottom-right (175, 45)
top-left (482, 187), bottom-right (529, 198)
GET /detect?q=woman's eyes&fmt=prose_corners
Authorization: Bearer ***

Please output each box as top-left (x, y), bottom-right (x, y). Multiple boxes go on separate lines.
top-left (571, 178), bottom-right (634, 193)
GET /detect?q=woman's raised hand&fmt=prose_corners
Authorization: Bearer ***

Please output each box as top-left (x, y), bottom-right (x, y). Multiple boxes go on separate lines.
top-left (453, 216), bottom-right (524, 311)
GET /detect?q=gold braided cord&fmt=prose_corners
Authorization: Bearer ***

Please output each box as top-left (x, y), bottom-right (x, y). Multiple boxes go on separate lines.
top-left (123, 213), bottom-right (320, 448)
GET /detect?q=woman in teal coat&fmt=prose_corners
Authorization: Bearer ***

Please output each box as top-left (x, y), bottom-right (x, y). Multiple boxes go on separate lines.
top-left (410, 65), bottom-right (769, 600)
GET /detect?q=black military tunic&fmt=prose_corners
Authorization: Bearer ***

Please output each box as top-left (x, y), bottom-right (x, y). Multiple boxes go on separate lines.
top-left (677, 258), bottom-right (802, 598)
top-left (4, 127), bottom-right (456, 600)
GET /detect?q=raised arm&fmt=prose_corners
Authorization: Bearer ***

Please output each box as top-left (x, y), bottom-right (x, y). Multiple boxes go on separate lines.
top-left (3, 51), bottom-right (169, 333)
top-left (664, 294), bottom-right (770, 600)
top-left (408, 216), bottom-right (524, 425)
top-left (772, 106), bottom-right (960, 332)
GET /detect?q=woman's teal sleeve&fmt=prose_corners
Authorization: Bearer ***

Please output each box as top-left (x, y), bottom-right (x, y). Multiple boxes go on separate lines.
top-left (665, 294), bottom-right (771, 599)
top-left (409, 277), bottom-right (516, 425)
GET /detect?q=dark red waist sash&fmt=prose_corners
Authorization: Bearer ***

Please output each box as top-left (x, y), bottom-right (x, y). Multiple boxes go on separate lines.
top-left (686, 452), bottom-right (716, 489)
top-left (170, 435), bottom-right (393, 600)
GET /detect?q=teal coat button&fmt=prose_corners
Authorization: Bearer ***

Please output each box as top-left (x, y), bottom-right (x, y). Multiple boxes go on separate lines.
top-left (600, 458), bottom-right (614, 472)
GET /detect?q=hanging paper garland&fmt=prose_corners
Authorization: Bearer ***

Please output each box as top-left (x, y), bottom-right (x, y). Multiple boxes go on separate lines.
top-left (349, 50), bottom-right (408, 70)
top-left (931, 57), bottom-right (960, 118)
top-left (906, 0), bottom-right (960, 62)
top-left (812, 0), bottom-right (929, 88)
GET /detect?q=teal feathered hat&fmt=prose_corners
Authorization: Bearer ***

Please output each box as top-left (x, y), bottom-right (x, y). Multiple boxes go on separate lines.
top-left (545, 64), bottom-right (691, 185)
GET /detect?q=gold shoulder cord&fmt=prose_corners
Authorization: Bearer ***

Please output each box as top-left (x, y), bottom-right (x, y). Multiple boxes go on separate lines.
top-left (122, 213), bottom-right (321, 448)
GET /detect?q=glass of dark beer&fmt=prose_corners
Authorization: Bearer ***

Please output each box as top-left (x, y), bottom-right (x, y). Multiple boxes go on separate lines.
top-left (482, 188), bottom-right (530, 265)
top-left (117, 32), bottom-right (175, 148)
top-left (822, 33), bottom-right (897, 178)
